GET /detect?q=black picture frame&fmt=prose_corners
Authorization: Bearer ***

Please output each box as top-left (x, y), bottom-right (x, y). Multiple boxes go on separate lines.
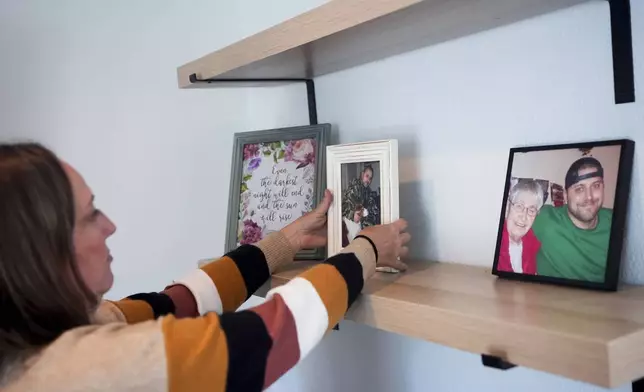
top-left (225, 124), bottom-right (330, 260)
top-left (492, 139), bottom-right (635, 291)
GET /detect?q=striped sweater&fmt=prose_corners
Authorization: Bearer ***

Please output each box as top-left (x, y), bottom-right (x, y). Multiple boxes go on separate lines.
top-left (2, 231), bottom-right (377, 392)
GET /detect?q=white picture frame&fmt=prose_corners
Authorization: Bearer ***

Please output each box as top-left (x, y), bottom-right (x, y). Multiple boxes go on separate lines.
top-left (326, 140), bottom-right (399, 262)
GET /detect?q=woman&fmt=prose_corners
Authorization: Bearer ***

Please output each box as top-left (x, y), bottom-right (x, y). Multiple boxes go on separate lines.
top-left (497, 179), bottom-right (544, 275)
top-left (0, 142), bottom-right (410, 392)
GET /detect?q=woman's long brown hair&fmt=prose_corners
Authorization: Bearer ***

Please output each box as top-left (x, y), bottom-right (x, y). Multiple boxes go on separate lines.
top-left (0, 143), bottom-right (94, 373)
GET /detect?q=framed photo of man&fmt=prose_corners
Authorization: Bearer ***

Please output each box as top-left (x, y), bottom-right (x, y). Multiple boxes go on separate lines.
top-left (327, 140), bottom-right (399, 271)
top-left (492, 139), bottom-right (635, 291)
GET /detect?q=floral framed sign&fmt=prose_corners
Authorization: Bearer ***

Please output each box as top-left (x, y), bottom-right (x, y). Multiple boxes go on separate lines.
top-left (225, 124), bottom-right (330, 260)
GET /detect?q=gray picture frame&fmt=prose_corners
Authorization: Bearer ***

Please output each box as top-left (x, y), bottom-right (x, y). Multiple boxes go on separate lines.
top-left (225, 123), bottom-right (331, 260)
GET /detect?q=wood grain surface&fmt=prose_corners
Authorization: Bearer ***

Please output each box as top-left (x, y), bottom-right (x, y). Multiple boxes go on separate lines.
top-left (267, 260), bottom-right (644, 388)
top-left (177, 0), bottom-right (592, 87)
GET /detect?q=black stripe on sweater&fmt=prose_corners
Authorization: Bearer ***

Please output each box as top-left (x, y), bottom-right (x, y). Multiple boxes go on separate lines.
top-left (127, 292), bottom-right (175, 318)
top-left (325, 253), bottom-right (364, 309)
top-left (226, 245), bottom-right (270, 298)
top-left (220, 310), bottom-right (272, 392)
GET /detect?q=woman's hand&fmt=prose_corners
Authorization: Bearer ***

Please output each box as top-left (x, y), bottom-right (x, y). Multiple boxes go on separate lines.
top-left (357, 219), bottom-right (410, 271)
top-left (281, 189), bottom-right (333, 251)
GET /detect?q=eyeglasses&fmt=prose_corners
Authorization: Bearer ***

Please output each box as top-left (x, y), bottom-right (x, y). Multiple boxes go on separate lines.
top-left (510, 202), bottom-right (539, 217)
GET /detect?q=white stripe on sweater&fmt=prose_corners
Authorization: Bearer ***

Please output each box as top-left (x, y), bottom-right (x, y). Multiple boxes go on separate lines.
top-left (266, 277), bottom-right (328, 359)
top-left (172, 269), bottom-right (223, 315)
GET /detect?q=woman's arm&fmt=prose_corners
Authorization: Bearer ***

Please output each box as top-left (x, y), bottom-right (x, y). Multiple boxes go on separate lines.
top-left (94, 190), bottom-right (333, 324)
top-left (161, 238), bottom-right (376, 391)
top-left (12, 214), bottom-right (407, 392)
top-left (93, 231), bottom-right (297, 324)
top-left (95, 189), bottom-right (334, 325)
top-left (17, 238), bottom-right (377, 392)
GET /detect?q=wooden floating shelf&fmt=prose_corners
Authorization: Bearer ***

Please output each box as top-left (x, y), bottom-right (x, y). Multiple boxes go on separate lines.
top-left (265, 260), bottom-right (644, 388)
top-left (177, 0), bottom-right (593, 88)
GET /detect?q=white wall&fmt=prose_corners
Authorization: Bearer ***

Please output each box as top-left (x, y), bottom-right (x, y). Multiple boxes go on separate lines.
top-left (245, 1), bottom-right (643, 392)
top-left (1, 0), bottom-right (641, 391)
top-left (0, 0), bottom-right (323, 299)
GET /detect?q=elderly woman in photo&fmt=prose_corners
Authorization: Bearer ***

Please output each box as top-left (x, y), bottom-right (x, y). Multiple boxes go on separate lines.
top-left (497, 179), bottom-right (545, 274)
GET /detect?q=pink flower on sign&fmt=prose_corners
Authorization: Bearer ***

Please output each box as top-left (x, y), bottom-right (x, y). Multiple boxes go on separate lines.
top-left (243, 144), bottom-right (259, 160)
top-left (240, 219), bottom-right (263, 244)
top-left (285, 139), bottom-right (316, 168)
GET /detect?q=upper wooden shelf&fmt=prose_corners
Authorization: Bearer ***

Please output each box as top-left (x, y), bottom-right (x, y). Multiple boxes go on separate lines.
top-left (264, 260), bottom-right (644, 388)
top-left (177, 0), bottom-right (591, 88)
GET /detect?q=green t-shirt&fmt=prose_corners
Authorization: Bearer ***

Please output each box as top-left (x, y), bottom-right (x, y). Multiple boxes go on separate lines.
top-left (532, 205), bottom-right (613, 282)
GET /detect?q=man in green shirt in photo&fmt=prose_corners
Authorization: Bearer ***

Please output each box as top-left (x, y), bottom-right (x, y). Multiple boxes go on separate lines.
top-left (531, 157), bottom-right (613, 282)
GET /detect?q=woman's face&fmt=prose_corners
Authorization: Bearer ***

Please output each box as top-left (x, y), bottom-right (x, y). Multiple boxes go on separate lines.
top-left (506, 190), bottom-right (540, 242)
top-left (64, 163), bottom-right (117, 298)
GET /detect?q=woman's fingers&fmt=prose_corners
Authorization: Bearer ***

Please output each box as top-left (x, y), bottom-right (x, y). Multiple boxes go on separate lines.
top-left (388, 259), bottom-right (408, 271)
top-left (391, 219), bottom-right (408, 233)
top-left (315, 189), bottom-right (333, 215)
top-left (357, 218), bottom-right (412, 274)
top-left (399, 232), bottom-right (411, 246)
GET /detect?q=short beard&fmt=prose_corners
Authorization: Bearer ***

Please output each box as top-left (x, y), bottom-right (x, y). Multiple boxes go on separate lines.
top-left (569, 204), bottom-right (599, 223)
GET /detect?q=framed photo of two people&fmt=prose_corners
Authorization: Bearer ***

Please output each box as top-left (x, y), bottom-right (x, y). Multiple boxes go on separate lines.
top-left (493, 139), bottom-right (635, 291)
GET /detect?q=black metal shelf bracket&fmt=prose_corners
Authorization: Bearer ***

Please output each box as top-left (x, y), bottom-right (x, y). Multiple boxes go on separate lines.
top-left (481, 354), bottom-right (516, 370)
top-left (608, 0), bottom-right (635, 104)
top-left (633, 377), bottom-right (644, 392)
top-left (483, 355), bottom-right (644, 390)
top-left (188, 74), bottom-right (318, 125)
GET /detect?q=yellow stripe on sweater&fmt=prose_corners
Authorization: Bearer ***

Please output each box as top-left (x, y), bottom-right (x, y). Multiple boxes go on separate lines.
top-left (200, 256), bottom-right (247, 312)
top-left (112, 299), bottom-right (154, 324)
top-left (162, 314), bottom-right (229, 392)
top-left (298, 264), bottom-right (349, 331)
